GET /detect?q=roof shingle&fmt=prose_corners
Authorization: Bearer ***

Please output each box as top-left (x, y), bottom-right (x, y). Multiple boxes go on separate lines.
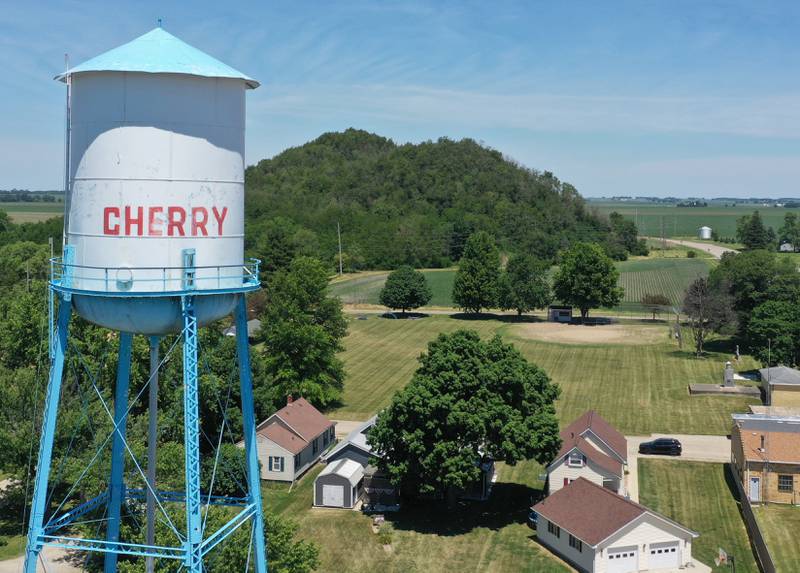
top-left (257, 397), bottom-right (334, 454)
top-left (560, 410), bottom-right (627, 462)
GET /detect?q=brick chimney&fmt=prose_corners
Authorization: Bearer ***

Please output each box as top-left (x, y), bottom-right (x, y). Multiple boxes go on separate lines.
top-left (287, 394), bottom-right (294, 405)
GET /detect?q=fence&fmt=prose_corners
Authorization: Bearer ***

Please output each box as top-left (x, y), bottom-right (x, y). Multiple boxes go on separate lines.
top-left (729, 467), bottom-right (776, 573)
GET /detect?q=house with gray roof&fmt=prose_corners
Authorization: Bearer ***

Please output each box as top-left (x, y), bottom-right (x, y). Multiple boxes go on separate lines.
top-left (760, 366), bottom-right (800, 407)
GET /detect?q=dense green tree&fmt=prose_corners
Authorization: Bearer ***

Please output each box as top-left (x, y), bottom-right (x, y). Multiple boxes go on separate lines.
top-left (682, 277), bottom-right (736, 356)
top-left (552, 242), bottom-right (623, 319)
top-left (245, 129), bottom-right (609, 269)
top-left (0, 241), bottom-right (49, 287)
top-left (778, 212), bottom-right (800, 251)
top-left (748, 301), bottom-right (800, 366)
top-left (379, 266), bottom-right (432, 314)
top-left (641, 293), bottom-right (671, 321)
top-left (260, 257), bottom-right (347, 408)
top-left (497, 254), bottom-right (552, 315)
top-left (604, 212), bottom-right (648, 260)
top-left (736, 211), bottom-right (774, 250)
top-left (452, 232), bottom-right (501, 313)
top-left (368, 330), bottom-right (561, 504)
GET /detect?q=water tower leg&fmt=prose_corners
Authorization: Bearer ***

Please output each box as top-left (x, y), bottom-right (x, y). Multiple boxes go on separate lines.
top-left (104, 332), bottom-right (133, 573)
top-left (181, 297), bottom-right (203, 572)
top-left (145, 335), bottom-right (159, 573)
top-left (23, 297), bottom-right (72, 573)
top-left (234, 295), bottom-right (268, 572)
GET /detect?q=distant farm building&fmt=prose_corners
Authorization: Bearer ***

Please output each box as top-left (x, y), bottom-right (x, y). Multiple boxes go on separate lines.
top-left (223, 318), bottom-right (262, 340)
top-left (548, 305), bottom-right (573, 323)
top-left (779, 242), bottom-right (795, 252)
top-left (698, 226), bottom-right (712, 240)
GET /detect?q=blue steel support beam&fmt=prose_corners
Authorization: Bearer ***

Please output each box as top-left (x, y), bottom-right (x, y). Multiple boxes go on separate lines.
top-left (235, 295), bottom-right (269, 572)
top-left (104, 331), bottom-right (133, 573)
top-left (181, 296), bottom-right (203, 571)
top-left (45, 490), bottom-right (109, 534)
top-left (24, 295), bottom-right (72, 573)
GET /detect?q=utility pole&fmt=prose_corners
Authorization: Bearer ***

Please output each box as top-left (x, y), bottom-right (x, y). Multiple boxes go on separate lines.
top-left (337, 222), bottom-right (343, 276)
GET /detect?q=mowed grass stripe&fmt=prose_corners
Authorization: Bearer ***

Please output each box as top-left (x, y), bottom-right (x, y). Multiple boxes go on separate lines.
top-left (753, 505), bottom-right (800, 571)
top-left (334, 315), bottom-right (759, 434)
top-left (639, 461), bottom-right (759, 573)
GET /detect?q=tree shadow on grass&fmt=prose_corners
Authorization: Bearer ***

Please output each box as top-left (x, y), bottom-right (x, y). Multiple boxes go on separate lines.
top-left (449, 313), bottom-right (545, 324)
top-left (380, 312), bottom-right (430, 320)
top-left (385, 482), bottom-right (537, 536)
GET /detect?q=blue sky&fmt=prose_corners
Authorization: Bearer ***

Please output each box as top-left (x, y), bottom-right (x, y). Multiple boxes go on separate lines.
top-left (3, 0), bottom-right (800, 197)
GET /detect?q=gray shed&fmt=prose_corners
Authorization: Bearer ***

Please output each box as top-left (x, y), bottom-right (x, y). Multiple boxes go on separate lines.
top-left (314, 459), bottom-right (364, 508)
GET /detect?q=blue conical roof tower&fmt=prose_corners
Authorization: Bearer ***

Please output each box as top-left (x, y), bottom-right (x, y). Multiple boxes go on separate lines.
top-left (56, 27), bottom-right (259, 88)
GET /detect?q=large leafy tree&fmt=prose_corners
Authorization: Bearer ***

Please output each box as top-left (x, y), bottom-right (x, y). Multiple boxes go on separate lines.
top-left (552, 242), bottom-right (623, 319)
top-left (778, 212), bottom-right (800, 251)
top-left (368, 330), bottom-right (561, 504)
top-left (379, 265), bottom-right (432, 314)
top-left (497, 254), bottom-right (552, 315)
top-left (748, 301), bottom-right (800, 366)
top-left (736, 211), bottom-right (774, 250)
top-left (682, 277), bottom-right (736, 356)
top-left (260, 257), bottom-right (347, 408)
top-left (452, 231), bottom-right (501, 313)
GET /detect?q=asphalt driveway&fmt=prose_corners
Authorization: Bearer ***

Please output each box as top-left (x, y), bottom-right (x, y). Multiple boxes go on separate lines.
top-left (626, 434), bottom-right (732, 502)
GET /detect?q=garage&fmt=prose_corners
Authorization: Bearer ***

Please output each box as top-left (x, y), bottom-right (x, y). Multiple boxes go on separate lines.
top-left (648, 541), bottom-right (680, 570)
top-left (607, 546), bottom-right (638, 573)
top-left (313, 459), bottom-right (364, 509)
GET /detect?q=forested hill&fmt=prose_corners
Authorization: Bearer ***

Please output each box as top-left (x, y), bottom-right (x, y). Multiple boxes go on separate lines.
top-left (245, 129), bottom-right (609, 271)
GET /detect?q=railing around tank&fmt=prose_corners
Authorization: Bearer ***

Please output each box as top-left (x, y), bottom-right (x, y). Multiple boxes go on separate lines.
top-left (50, 257), bottom-right (261, 295)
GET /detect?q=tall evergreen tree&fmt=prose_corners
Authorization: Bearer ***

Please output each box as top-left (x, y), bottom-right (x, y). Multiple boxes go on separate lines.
top-left (736, 211), bottom-right (773, 250)
top-left (452, 232), bottom-right (501, 313)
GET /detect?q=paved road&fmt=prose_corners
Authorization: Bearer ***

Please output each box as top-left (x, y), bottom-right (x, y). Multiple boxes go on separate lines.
top-left (626, 434), bottom-right (731, 502)
top-left (647, 238), bottom-right (738, 260)
top-left (0, 546), bottom-right (82, 573)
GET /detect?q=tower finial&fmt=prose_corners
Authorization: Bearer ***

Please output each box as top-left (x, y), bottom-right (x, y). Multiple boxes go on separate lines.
top-left (157, 17), bottom-right (163, 28)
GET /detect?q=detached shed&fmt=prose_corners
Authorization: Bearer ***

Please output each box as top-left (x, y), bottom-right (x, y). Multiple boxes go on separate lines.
top-left (548, 306), bottom-right (573, 323)
top-left (314, 459), bottom-right (364, 509)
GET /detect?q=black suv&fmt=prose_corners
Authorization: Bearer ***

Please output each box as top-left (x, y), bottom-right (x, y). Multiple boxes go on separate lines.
top-left (638, 438), bottom-right (682, 456)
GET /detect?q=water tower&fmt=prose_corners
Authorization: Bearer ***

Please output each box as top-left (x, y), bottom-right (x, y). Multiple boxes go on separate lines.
top-left (24, 28), bottom-right (268, 573)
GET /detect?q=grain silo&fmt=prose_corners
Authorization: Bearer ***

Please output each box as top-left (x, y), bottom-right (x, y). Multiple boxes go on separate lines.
top-left (24, 28), bottom-right (267, 573)
top-left (698, 226), bottom-right (712, 240)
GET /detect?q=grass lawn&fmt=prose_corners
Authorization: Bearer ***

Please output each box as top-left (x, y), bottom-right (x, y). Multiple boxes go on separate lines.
top-left (752, 504), bottom-right (800, 571)
top-left (265, 459), bottom-right (568, 573)
top-left (638, 460), bottom-right (759, 573)
top-left (331, 314), bottom-right (759, 434)
top-left (0, 534), bottom-right (25, 560)
top-left (1, 201), bottom-right (63, 223)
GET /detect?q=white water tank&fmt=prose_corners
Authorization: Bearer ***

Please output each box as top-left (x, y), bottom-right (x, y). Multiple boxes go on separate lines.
top-left (55, 28), bottom-right (260, 333)
top-left (698, 226), bottom-right (712, 240)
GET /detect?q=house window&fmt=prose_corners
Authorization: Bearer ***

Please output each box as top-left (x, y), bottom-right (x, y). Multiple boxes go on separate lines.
top-left (268, 456), bottom-right (284, 472)
top-left (567, 452), bottom-right (584, 468)
top-left (569, 534), bottom-right (582, 552)
top-left (313, 438), bottom-right (319, 455)
top-left (778, 474), bottom-right (793, 492)
top-left (547, 522), bottom-right (561, 538)
top-left (294, 454), bottom-right (300, 468)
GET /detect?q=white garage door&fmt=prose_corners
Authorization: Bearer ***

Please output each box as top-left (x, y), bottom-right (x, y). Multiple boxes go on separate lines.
top-left (607, 546), bottom-right (638, 573)
top-left (322, 484), bottom-right (344, 507)
top-left (649, 542), bottom-right (680, 570)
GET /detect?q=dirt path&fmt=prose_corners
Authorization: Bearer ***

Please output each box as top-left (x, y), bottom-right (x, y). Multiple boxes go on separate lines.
top-left (0, 546), bottom-right (82, 573)
top-left (331, 419), bottom-right (367, 439)
top-left (648, 238), bottom-right (738, 259)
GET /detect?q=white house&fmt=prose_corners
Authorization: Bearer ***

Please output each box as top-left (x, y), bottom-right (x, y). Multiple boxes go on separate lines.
top-left (252, 396), bottom-right (335, 482)
top-left (533, 478), bottom-right (698, 573)
top-left (547, 410), bottom-right (627, 496)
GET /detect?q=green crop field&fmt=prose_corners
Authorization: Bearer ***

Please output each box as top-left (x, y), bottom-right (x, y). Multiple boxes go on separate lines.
top-left (0, 201), bottom-right (63, 223)
top-left (615, 258), bottom-right (711, 310)
top-left (265, 458), bottom-right (567, 573)
top-left (332, 314), bottom-right (759, 434)
top-left (589, 200), bottom-right (796, 240)
top-left (753, 505), bottom-right (800, 571)
top-left (639, 461), bottom-right (759, 573)
top-left (331, 269), bottom-right (456, 307)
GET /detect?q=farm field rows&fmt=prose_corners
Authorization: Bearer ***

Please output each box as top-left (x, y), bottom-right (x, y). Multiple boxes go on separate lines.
top-left (330, 269), bottom-right (456, 307)
top-left (589, 200), bottom-right (796, 239)
top-left (332, 314), bottom-right (759, 435)
top-left (638, 460), bottom-right (759, 573)
top-left (0, 201), bottom-right (63, 223)
top-left (753, 504), bottom-right (800, 571)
